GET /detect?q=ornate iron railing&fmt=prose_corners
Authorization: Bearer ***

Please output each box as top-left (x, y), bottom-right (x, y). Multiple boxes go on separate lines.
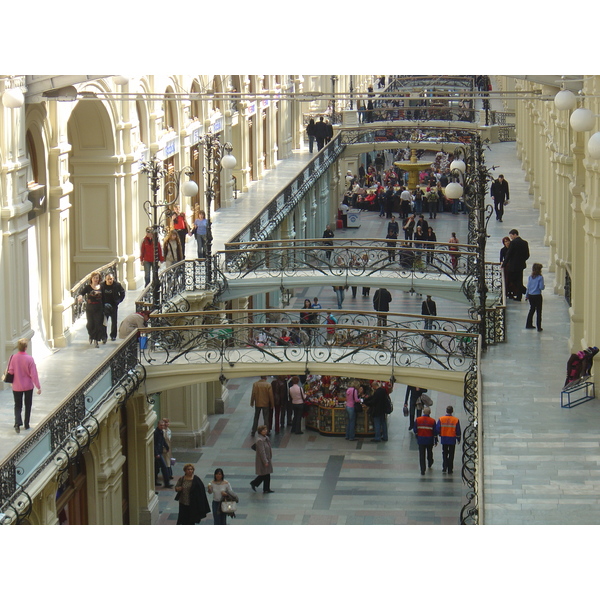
top-left (138, 314), bottom-right (479, 374)
top-left (0, 335), bottom-right (145, 525)
top-left (136, 259), bottom-right (225, 308)
top-left (460, 362), bottom-right (481, 524)
top-left (221, 239), bottom-right (478, 283)
top-left (339, 126), bottom-right (476, 146)
top-left (70, 260), bottom-right (118, 324)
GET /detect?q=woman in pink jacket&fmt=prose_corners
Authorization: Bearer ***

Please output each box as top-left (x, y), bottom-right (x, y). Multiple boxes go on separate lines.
top-left (7, 338), bottom-right (41, 433)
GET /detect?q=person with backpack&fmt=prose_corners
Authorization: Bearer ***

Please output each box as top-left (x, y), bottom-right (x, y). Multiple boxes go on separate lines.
top-left (364, 381), bottom-right (389, 443)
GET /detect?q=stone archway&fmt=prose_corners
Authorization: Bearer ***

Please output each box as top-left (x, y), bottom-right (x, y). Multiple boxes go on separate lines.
top-left (67, 100), bottom-right (117, 283)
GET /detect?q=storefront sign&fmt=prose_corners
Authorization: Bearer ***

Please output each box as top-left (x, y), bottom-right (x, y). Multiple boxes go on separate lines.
top-left (212, 116), bottom-right (223, 133)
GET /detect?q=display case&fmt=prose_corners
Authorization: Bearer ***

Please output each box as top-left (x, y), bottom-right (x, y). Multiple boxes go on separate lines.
top-left (301, 374), bottom-right (378, 437)
top-left (305, 404), bottom-right (375, 437)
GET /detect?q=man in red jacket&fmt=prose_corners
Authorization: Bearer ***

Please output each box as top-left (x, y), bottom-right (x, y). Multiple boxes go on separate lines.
top-left (414, 407), bottom-right (438, 475)
top-left (140, 227), bottom-right (164, 286)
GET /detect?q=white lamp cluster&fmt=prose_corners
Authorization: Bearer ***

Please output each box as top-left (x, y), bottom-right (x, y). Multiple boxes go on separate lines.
top-left (554, 88), bottom-right (600, 159)
top-left (445, 158), bottom-right (466, 200)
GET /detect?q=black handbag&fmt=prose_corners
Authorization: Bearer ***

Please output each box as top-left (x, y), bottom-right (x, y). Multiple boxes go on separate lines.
top-left (2, 355), bottom-right (14, 384)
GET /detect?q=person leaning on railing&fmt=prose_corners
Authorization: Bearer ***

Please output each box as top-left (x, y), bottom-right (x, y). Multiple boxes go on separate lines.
top-left (118, 310), bottom-right (150, 339)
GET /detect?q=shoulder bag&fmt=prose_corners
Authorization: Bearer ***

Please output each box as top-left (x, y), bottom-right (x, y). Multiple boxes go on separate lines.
top-left (2, 355), bottom-right (14, 384)
top-left (221, 497), bottom-right (238, 515)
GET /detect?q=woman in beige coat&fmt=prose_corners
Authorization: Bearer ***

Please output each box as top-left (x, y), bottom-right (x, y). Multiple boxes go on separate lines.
top-left (250, 425), bottom-right (274, 493)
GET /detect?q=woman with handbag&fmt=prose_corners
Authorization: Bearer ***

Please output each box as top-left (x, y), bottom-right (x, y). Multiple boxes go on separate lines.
top-left (207, 468), bottom-right (238, 525)
top-left (174, 463), bottom-right (211, 525)
top-left (5, 338), bottom-right (41, 433)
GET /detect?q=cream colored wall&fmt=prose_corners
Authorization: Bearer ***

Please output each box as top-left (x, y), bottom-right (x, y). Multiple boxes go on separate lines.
top-left (509, 75), bottom-right (600, 355)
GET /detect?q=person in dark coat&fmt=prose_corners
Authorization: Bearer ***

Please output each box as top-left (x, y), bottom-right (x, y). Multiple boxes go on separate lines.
top-left (314, 117), bottom-right (328, 151)
top-left (306, 118), bottom-right (317, 153)
top-left (364, 381), bottom-right (389, 442)
top-left (174, 463), bottom-right (211, 525)
top-left (373, 288), bottom-right (392, 327)
top-left (322, 224), bottom-right (334, 260)
top-left (421, 295), bottom-right (437, 333)
top-left (503, 229), bottom-right (530, 302)
top-left (490, 174), bottom-right (510, 222)
top-left (100, 273), bottom-right (126, 341)
top-left (404, 385), bottom-right (428, 432)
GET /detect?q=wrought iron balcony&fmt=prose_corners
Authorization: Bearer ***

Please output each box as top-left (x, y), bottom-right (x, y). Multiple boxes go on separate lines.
top-left (0, 335), bottom-right (144, 525)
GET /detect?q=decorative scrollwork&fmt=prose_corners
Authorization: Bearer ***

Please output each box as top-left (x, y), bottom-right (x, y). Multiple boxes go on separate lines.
top-left (460, 364), bottom-right (479, 525)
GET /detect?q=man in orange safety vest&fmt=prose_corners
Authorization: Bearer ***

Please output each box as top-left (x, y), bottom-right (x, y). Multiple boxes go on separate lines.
top-left (435, 405), bottom-right (461, 474)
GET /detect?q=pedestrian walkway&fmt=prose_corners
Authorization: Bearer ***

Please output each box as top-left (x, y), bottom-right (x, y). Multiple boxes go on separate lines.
top-left (482, 142), bottom-right (600, 525)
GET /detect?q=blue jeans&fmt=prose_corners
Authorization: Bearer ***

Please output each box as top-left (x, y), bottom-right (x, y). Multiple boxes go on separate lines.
top-left (308, 136), bottom-right (315, 153)
top-left (373, 415), bottom-right (388, 441)
top-left (143, 261), bottom-right (152, 286)
top-left (212, 500), bottom-right (227, 525)
top-left (452, 198), bottom-right (459, 214)
top-left (345, 406), bottom-right (356, 439)
top-left (196, 234), bottom-right (207, 259)
top-left (335, 288), bottom-right (345, 309)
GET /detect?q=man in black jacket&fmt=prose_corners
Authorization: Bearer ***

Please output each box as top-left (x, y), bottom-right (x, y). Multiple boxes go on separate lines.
top-left (421, 295), bottom-right (437, 334)
top-left (491, 174), bottom-right (510, 222)
top-left (314, 116), bottom-right (328, 150)
top-left (365, 381), bottom-right (389, 442)
top-left (101, 273), bottom-right (126, 341)
top-left (373, 288), bottom-right (392, 327)
top-left (404, 385), bottom-right (428, 432)
top-left (504, 229), bottom-right (530, 302)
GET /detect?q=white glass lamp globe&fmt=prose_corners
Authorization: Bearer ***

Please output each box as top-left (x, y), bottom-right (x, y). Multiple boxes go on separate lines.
top-left (221, 153), bottom-right (237, 169)
top-left (182, 180), bottom-right (199, 197)
top-left (450, 159), bottom-right (466, 174)
top-left (570, 108), bottom-right (595, 132)
top-left (2, 87), bottom-right (24, 108)
top-left (445, 182), bottom-right (463, 199)
top-left (554, 89), bottom-right (577, 111)
top-left (588, 132), bottom-right (600, 160)
top-left (113, 76), bottom-right (130, 86)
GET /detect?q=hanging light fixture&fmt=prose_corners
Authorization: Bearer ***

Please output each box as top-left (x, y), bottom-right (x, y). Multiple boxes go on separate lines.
top-left (554, 89), bottom-right (577, 111)
top-left (450, 159), bottom-right (466, 174)
top-left (570, 107), bottom-right (595, 132)
top-left (588, 132), bottom-right (600, 160)
top-left (445, 181), bottom-right (463, 199)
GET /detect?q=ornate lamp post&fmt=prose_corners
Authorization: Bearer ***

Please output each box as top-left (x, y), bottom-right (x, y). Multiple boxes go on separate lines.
top-left (445, 133), bottom-right (492, 350)
top-left (196, 132), bottom-right (236, 284)
top-left (140, 157), bottom-right (197, 308)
